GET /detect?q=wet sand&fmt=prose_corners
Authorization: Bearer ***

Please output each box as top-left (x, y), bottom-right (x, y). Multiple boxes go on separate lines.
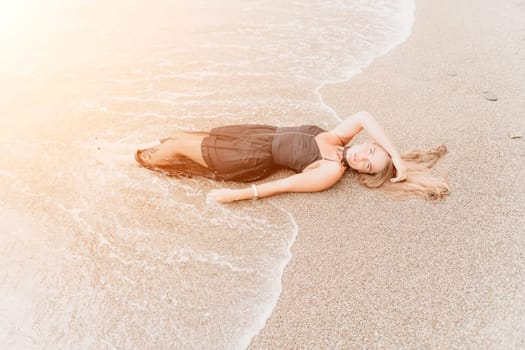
top-left (249, 0), bottom-right (525, 348)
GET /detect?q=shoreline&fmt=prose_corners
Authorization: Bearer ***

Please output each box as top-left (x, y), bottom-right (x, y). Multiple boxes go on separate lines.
top-left (249, 0), bottom-right (525, 348)
top-left (313, 0), bottom-right (416, 125)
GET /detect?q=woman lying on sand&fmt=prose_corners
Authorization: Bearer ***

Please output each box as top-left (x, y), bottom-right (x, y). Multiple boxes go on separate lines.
top-left (135, 111), bottom-right (449, 203)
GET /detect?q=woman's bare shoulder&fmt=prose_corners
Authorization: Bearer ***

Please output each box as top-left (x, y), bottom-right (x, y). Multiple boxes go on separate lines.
top-left (316, 130), bottom-right (346, 146)
top-left (303, 157), bottom-right (345, 175)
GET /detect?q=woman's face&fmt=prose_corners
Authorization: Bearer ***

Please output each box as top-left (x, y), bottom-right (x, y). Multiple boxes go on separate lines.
top-left (345, 141), bottom-right (389, 174)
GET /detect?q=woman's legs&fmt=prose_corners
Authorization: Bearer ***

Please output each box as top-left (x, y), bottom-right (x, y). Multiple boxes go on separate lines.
top-left (136, 131), bottom-right (209, 168)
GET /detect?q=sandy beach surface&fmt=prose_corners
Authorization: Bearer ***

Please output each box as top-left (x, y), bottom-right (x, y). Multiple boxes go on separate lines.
top-left (249, 0), bottom-right (525, 348)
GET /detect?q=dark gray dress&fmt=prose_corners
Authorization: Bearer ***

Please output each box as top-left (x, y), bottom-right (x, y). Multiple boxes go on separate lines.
top-left (201, 124), bottom-right (326, 182)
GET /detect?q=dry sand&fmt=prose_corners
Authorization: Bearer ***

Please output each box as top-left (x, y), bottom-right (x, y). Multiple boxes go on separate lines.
top-left (249, 0), bottom-right (525, 348)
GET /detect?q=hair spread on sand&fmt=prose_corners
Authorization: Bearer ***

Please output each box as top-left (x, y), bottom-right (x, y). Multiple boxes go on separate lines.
top-left (356, 144), bottom-right (449, 201)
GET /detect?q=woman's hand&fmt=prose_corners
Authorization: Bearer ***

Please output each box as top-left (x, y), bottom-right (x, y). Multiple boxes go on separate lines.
top-left (390, 157), bottom-right (407, 183)
top-left (207, 188), bottom-right (241, 203)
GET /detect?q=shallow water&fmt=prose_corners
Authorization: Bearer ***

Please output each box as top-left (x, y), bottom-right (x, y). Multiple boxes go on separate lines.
top-left (0, 0), bottom-right (414, 348)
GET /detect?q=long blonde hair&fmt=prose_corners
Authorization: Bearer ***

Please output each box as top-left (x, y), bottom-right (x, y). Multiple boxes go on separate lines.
top-left (356, 144), bottom-right (449, 201)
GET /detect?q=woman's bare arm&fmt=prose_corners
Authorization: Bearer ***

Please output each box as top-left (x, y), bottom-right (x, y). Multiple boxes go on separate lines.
top-left (332, 111), bottom-right (406, 182)
top-left (208, 163), bottom-right (344, 203)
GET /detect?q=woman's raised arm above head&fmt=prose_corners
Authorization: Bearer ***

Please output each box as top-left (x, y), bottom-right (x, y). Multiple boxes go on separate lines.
top-left (332, 111), bottom-right (407, 182)
top-left (330, 111), bottom-right (367, 144)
